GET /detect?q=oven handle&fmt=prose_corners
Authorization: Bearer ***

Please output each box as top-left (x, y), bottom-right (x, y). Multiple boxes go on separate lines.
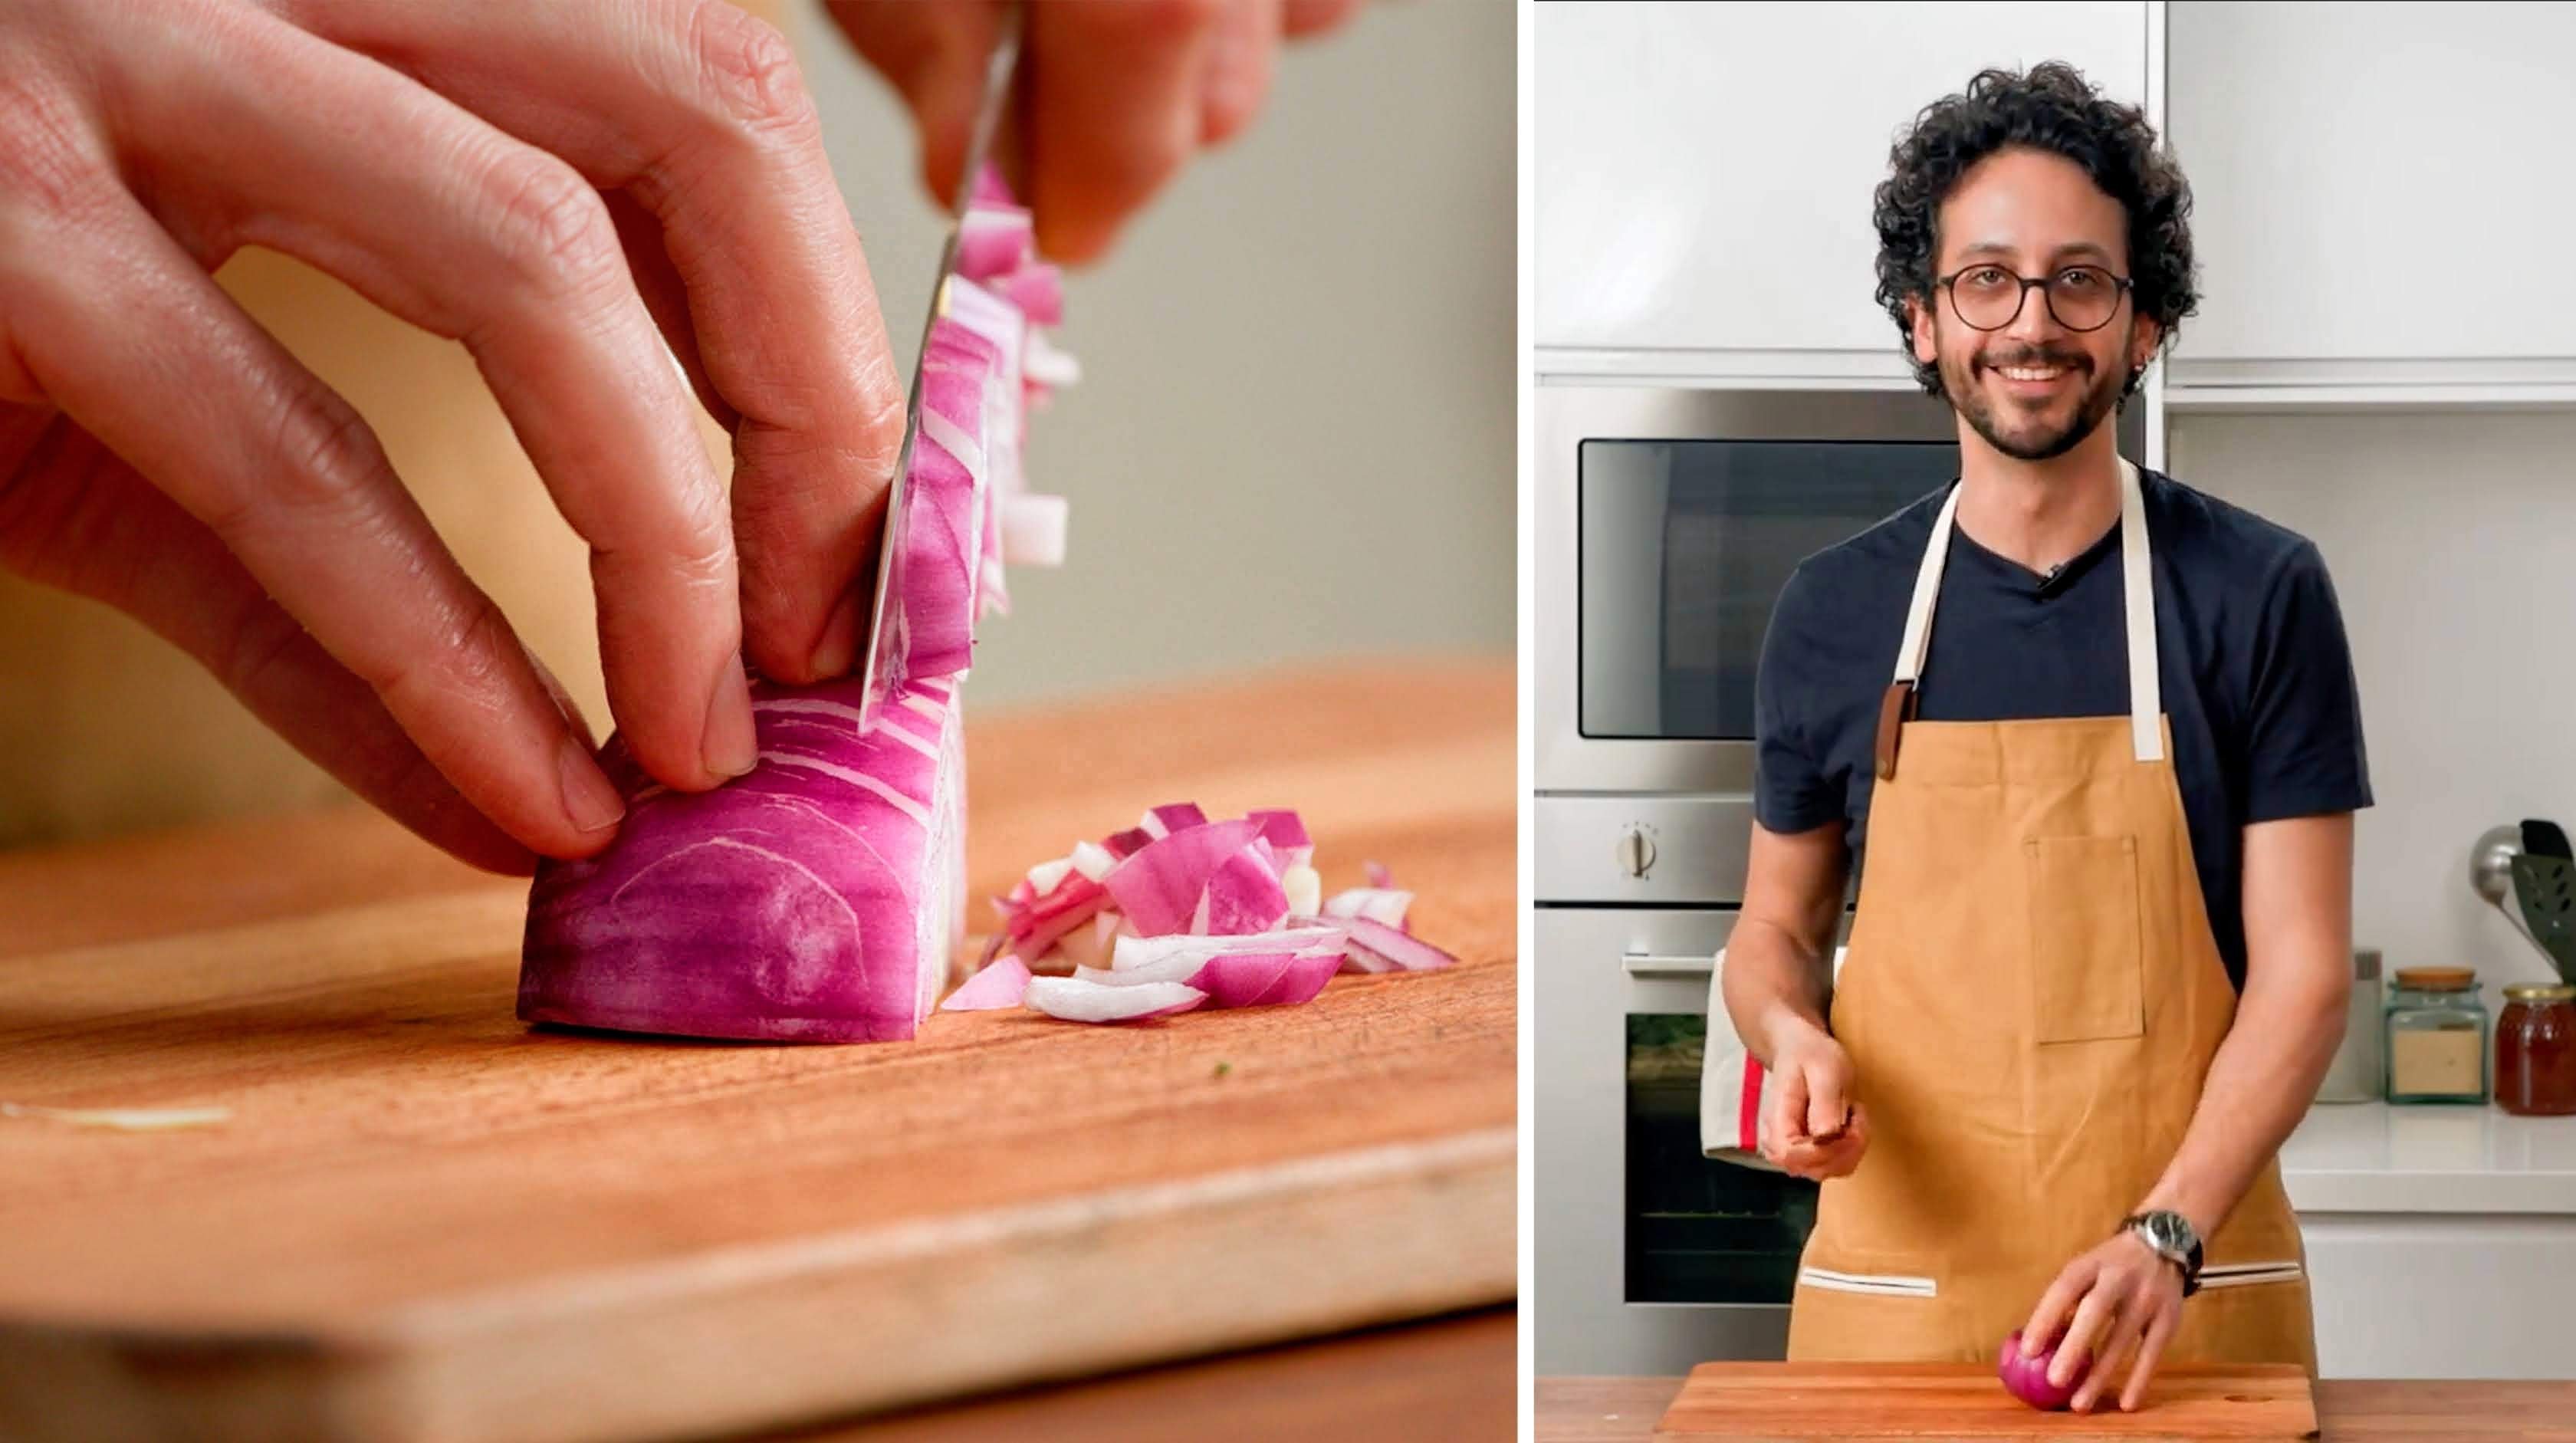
top-left (1621, 951), bottom-right (1718, 979)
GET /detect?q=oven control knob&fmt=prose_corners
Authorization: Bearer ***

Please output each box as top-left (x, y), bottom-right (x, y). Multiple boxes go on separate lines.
top-left (1617, 827), bottom-right (1656, 879)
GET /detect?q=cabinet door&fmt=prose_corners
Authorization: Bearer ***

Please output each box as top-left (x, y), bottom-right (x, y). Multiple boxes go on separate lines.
top-left (2170, 2), bottom-right (2576, 390)
top-left (1537, 1), bottom-right (2151, 376)
top-left (2302, 1213), bottom-right (2576, 1379)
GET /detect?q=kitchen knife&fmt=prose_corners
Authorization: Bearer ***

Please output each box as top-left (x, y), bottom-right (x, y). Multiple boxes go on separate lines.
top-left (853, 2), bottom-right (1024, 730)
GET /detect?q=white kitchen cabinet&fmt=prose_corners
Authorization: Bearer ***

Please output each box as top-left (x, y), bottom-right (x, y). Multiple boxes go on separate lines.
top-left (2303, 1215), bottom-right (2576, 1379)
top-left (1536, 1), bottom-right (2153, 385)
top-left (2167, 2), bottom-right (2576, 409)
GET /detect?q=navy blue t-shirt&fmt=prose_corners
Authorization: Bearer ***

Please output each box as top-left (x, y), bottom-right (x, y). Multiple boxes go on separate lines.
top-left (1753, 468), bottom-right (2373, 993)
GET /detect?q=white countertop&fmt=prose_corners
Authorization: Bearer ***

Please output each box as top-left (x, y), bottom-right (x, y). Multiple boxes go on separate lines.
top-left (2281, 1100), bottom-right (2576, 1215)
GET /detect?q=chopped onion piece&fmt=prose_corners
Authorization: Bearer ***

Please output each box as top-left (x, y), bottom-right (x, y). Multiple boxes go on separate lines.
top-left (1341, 915), bottom-right (1457, 973)
top-left (1069, 838), bottom-right (1116, 883)
top-left (1025, 976), bottom-right (1205, 1024)
top-left (1027, 855), bottom-right (1076, 896)
top-left (1027, 332), bottom-right (1083, 388)
top-left (1324, 887), bottom-right (1413, 929)
top-left (1281, 863), bottom-right (1322, 919)
top-left (1192, 951), bottom-right (1300, 1008)
top-left (1365, 860), bottom-right (1395, 889)
top-left (1001, 494), bottom-right (1069, 567)
top-left (1103, 817), bottom-right (1261, 935)
top-left (1201, 847), bottom-right (1292, 935)
top-left (1247, 949), bottom-right (1342, 1007)
top-left (1112, 926), bottom-right (1345, 971)
top-left (941, 955), bottom-right (1033, 1011)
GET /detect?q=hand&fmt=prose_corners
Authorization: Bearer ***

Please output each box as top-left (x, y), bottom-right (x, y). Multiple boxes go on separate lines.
top-left (830, 0), bottom-right (1366, 264)
top-left (1757, 1020), bottom-right (1871, 1181)
top-left (2020, 1229), bottom-right (2187, 1413)
top-left (0, 0), bottom-right (909, 874)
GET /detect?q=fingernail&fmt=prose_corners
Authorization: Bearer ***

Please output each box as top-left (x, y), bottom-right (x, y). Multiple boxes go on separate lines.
top-left (703, 653), bottom-right (758, 780)
top-left (558, 733), bottom-right (626, 835)
top-left (809, 591), bottom-right (863, 680)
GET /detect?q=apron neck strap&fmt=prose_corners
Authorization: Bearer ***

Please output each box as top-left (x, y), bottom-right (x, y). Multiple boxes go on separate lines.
top-left (1888, 457), bottom-right (2162, 765)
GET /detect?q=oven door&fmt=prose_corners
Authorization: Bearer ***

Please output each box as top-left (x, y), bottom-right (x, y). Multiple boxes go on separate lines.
top-left (1536, 384), bottom-right (1963, 795)
top-left (1534, 906), bottom-right (1819, 1376)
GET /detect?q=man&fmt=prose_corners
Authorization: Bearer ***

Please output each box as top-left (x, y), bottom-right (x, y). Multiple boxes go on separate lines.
top-left (1720, 62), bottom-right (2370, 1413)
top-left (0, 0), bottom-right (1359, 869)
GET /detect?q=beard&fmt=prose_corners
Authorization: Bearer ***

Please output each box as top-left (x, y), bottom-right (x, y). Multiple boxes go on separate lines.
top-left (1939, 342), bottom-right (2124, 462)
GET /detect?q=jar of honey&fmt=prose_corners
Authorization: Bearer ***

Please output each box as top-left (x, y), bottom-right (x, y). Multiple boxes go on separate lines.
top-left (2496, 982), bottom-right (2576, 1117)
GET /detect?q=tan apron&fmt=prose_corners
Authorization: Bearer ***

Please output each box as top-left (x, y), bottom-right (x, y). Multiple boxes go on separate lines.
top-left (1783, 459), bottom-right (2318, 1375)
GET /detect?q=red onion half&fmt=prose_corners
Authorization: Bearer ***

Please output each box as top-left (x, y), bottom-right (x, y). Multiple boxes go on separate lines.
top-left (1997, 1328), bottom-right (2087, 1411)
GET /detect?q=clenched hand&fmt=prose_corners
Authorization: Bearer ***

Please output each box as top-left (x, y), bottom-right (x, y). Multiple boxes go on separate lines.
top-left (830, 0), bottom-right (1364, 264)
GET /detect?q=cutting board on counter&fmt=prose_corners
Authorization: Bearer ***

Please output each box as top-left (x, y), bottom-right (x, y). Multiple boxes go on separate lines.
top-left (1654, 1362), bottom-right (2320, 1441)
top-left (0, 659), bottom-right (1516, 1443)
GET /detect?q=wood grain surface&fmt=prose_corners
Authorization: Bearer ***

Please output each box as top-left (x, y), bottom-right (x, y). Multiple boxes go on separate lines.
top-left (1544, 1376), bottom-right (2576, 1443)
top-left (1651, 1362), bottom-right (2318, 1440)
top-left (0, 659), bottom-right (1516, 1443)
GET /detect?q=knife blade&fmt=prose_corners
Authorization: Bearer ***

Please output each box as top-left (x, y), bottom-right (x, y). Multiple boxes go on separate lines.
top-left (854, 2), bottom-right (1025, 729)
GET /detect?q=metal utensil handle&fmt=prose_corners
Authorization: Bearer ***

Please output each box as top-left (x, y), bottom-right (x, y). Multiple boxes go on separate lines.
top-left (1622, 952), bottom-right (1717, 979)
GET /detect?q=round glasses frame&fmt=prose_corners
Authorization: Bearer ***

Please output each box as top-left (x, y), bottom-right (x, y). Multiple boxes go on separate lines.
top-left (1937, 265), bottom-right (2134, 333)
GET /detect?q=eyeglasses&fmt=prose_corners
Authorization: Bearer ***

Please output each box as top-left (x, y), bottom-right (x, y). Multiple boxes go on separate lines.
top-left (1937, 264), bottom-right (2134, 332)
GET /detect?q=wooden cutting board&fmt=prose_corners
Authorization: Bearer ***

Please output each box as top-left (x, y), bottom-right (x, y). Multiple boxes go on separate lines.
top-left (0, 659), bottom-right (1516, 1443)
top-left (1654, 1362), bottom-right (2321, 1441)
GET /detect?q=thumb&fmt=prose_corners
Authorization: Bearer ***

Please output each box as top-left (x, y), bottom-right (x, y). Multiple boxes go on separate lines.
top-left (1805, 1058), bottom-right (1851, 1137)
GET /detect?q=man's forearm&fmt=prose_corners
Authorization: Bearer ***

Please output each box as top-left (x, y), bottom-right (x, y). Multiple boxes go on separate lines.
top-left (2133, 962), bottom-right (2349, 1242)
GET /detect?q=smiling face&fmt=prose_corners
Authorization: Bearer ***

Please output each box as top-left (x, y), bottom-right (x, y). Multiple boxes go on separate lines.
top-left (1909, 147), bottom-right (2159, 462)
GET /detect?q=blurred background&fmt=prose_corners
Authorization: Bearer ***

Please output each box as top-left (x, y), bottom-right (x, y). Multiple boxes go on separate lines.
top-left (0, 0), bottom-right (1513, 853)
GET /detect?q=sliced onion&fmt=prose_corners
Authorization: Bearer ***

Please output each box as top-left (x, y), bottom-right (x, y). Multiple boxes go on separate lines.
top-left (1024, 976), bottom-right (1205, 1024)
top-left (1281, 863), bottom-right (1322, 919)
top-left (1001, 494), bottom-right (1069, 567)
top-left (1340, 915), bottom-right (1457, 973)
top-left (941, 955), bottom-right (1033, 1011)
top-left (1323, 887), bottom-right (1413, 929)
top-left (1068, 838), bottom-right (1116, 883)
top-left (1191, 951), bottom-right (1300, 1008)
top-left (1000, 262), bottom-right (1064, 326)
top-left (1027, 855), bottom-right (1076, 896)
top-left (1112, 926), bottom-right (1346, 972)
top-left (1138, 802), bottom-right (1209, 840)
top-left (1104, 827), bottom-right (1152, 860)
top-left (1365, 860), bottom-right (1395, 889)
top-left (1246, 949), bottom-right (1342, 1007)
top-left (1026, 332), bottom-right (1082, 388)
top-left (1199, 846), bottom-right (1291, 935)
top-left (1103, 817), bottom-right (1262, 935)
top-left (958, 205), bottom-right (1033, 282)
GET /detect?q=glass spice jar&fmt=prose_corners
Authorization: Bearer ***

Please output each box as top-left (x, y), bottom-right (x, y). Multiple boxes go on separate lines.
top-left (2384, 967), bottom-right (2489, 1106)
top-left (2496, 982), bottom-right (2576, 1117)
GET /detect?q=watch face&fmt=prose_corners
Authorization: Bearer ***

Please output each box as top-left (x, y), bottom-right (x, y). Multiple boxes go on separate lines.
top-left (2144, 1212), bottom-right (2190, 1252)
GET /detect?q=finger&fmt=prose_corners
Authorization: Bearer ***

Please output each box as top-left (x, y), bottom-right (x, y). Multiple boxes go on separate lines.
top-left (2022, 1264), bottom-right (2091, 1360)
top-left (2052, 1285), bottom-right (2121, 1390)
top-left (1198, 0), bottom-right (1282, 146)
top-left (0, 421), bottom-right (540, 876)
top-left (288, 0), bottom-right (910, 685)
top-left (1, 194), bottom-right (627, 860)
top-left (1804, 1072), bottom-right (1848, 1138)
top-left (1815, 1106), bottom-right (1870, 1176)
top-left (606, 189), bottom-right (734, 427)
top-left (2121, 1303), bottom-right (2180, 1412)
top-left (2071, 1311), bottom-right (2138, 1412)
top-left (1283, 0), bottom-right (1367, 37)
top-left (1770, 1066), bottom-right (1813, 1145)
top-left (823, 0), bottom-right (1000, 209)
top-left (1024, 0), bottom-right (1223, 264)
top-left (122, 7), bottom-right (754, 792)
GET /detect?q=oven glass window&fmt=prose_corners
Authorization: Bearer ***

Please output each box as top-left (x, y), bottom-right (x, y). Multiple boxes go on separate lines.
top-left (1579, 440), bottom-right (1958, 740)
top-left (1627, 1014), bottom-right (1819, 1304)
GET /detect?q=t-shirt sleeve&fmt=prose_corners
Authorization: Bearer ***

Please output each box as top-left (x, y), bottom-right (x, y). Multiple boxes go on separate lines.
top-left (1754, 564), bottom-right (1845, 835)
top-left (2242, 540), bottom-right (2374, 823)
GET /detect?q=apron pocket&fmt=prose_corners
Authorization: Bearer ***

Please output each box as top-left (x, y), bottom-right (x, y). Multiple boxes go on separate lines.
top-left (1796, 1264), bottom-right (1939, 1298)
top-left (2023, 834), bottom-right (2145, 1044)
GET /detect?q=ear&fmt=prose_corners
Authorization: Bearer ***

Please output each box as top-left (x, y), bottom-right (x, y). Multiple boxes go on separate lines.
top-left (1907, 291), bottom-right (1937, 368)
top-left (2129, 312), bottom-right (2163, 373)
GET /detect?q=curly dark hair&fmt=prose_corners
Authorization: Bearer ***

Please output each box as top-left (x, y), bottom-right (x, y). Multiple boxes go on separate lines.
top-left (1873, 61), bottom-right (2198, 399)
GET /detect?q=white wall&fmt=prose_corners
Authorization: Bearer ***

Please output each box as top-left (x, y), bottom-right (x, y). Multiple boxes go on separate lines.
top-left (789, 0), bottom-right (1516, 712)
top-left (2170, 412), bottom-right (2576, 994)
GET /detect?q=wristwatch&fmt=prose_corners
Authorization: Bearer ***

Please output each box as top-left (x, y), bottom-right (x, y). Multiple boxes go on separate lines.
top-left (2121, 1210), bottom-right (2204, 1297)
